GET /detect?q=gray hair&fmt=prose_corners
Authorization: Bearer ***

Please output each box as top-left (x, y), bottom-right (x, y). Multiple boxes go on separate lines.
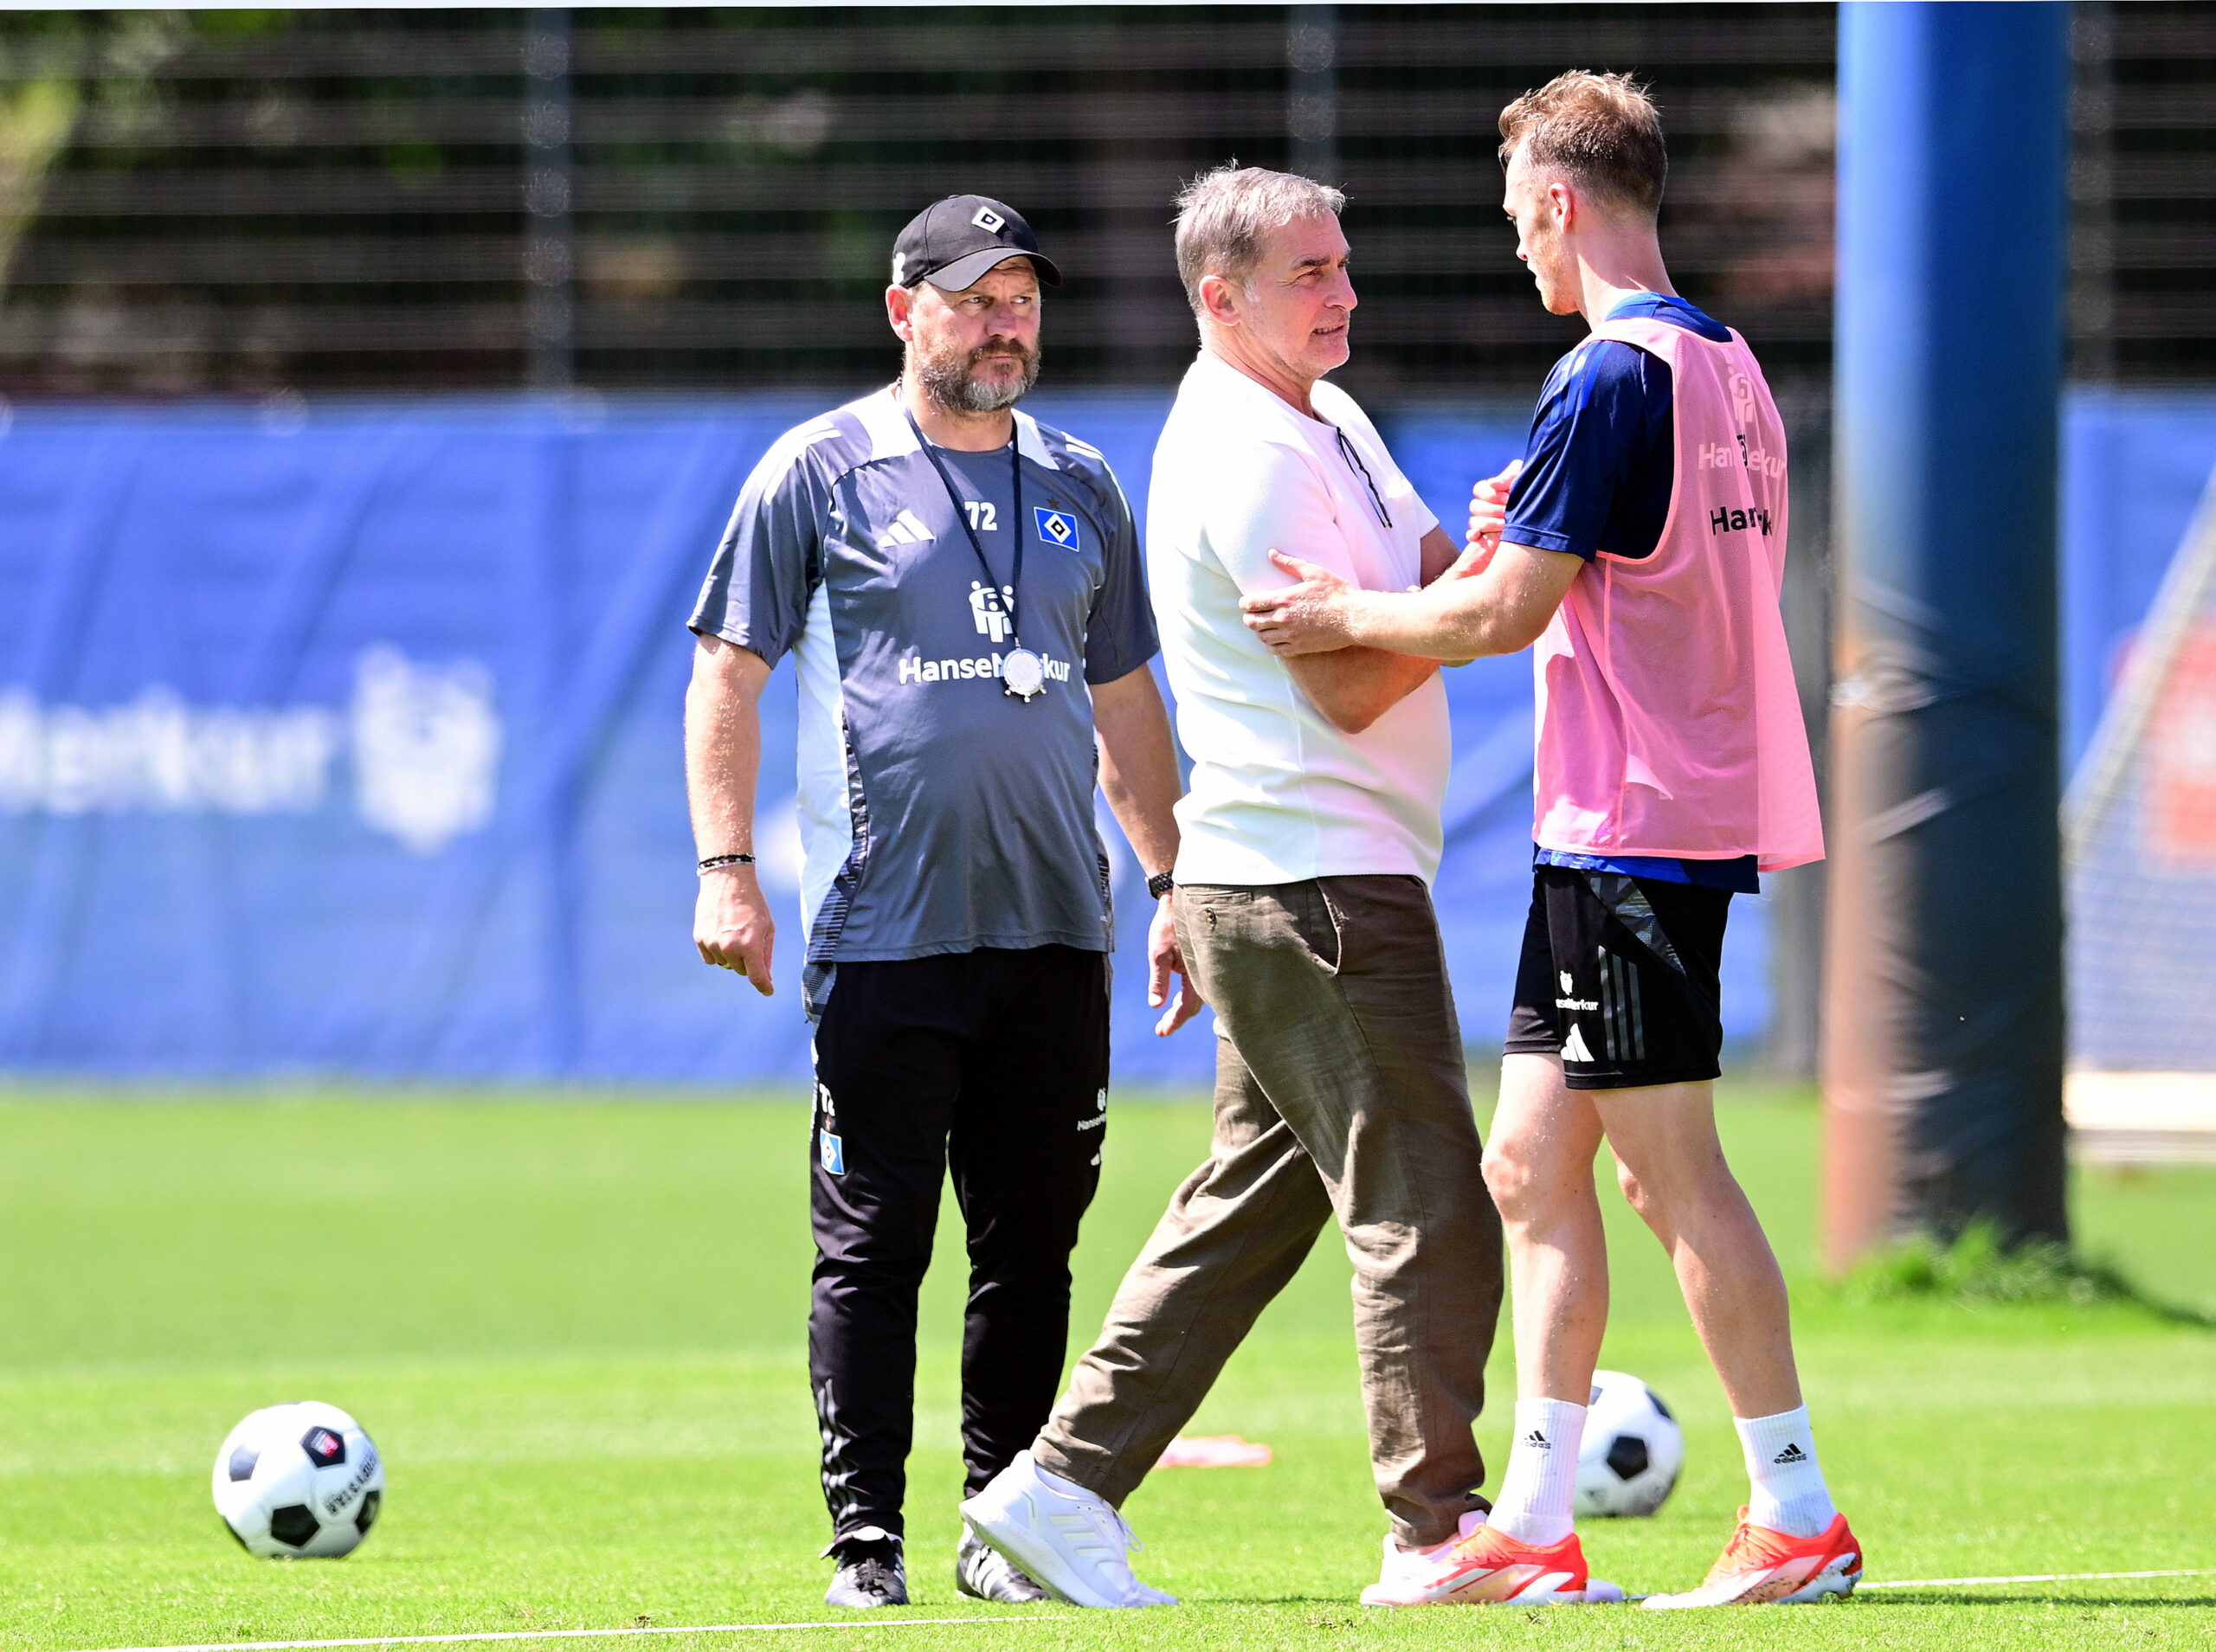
top-left (1172, 164), bottom-right (1346, 317)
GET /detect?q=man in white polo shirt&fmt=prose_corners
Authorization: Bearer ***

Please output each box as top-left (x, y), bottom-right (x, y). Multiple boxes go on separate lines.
top-left (961, 165), bottom-right (1508, 1609)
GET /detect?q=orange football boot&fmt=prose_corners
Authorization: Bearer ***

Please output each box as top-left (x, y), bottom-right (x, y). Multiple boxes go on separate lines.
top-left (1639, 1509), bottom-right (1862, 1608)
top-left (1362, 1517), bottom-right (1623, 1606)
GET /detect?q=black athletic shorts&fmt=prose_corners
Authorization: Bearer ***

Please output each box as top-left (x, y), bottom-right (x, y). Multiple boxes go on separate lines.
top-left (1504, 866), bottom-right (1732, 1090)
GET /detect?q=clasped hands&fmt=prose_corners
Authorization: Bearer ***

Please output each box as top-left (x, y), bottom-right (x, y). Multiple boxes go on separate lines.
top-left (1240, 459), bottom-right (1522, 655)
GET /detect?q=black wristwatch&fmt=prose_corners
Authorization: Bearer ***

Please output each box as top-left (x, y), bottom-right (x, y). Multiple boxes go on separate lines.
top-left (1146, 871), bottom-right (1176, 901)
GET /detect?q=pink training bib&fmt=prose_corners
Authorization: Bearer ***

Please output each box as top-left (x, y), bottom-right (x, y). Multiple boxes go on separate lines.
top-left (1530, 317), bottom-right (1823, 873)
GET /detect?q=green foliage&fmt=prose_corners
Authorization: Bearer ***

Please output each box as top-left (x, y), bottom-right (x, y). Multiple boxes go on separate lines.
top-left (0, 10), bottom-right (194, 297)
top-left (189, 12), bottom-right (302, 42)
top-left (1833, 1218), bottom-right (2207, 1322)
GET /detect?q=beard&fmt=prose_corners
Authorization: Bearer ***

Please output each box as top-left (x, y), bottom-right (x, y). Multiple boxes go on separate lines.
top-left (912, 336), bottom-right (1041, 414)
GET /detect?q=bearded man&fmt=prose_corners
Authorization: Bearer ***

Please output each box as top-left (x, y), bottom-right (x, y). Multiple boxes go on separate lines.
top-left (685, 195), bottom-right (1194, 1609)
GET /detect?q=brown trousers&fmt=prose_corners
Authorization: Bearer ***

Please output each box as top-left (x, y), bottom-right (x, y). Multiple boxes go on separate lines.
top-left (1034, 874), bottom-right (1504, 1547)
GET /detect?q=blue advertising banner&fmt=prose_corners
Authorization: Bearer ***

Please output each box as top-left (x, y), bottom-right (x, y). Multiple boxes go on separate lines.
top-left (0, 389), bottom-right (1835, 1084)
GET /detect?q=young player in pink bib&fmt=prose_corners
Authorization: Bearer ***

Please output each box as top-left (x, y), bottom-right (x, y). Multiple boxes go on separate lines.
top-left (1241, 72), bottom-right (1858, 1610)
top-left (1530, 310), bottom-right (1821, 871)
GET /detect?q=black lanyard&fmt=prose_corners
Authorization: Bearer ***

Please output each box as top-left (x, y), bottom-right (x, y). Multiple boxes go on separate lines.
top-left (1329, 422), bottom-right (1394, 528)
top-left (902, 405), bottom-right (1025, 646)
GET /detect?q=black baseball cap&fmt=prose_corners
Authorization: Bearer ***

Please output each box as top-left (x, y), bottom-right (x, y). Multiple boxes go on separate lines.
top-left (891, 195), bottom-right (1062, 292)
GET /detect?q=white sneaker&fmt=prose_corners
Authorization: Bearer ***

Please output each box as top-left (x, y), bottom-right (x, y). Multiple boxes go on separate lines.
top-left (958, 1450), bottom-right (1177, 1609)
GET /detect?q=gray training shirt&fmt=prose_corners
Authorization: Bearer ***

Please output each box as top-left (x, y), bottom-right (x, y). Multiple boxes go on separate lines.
top-left (689, 387), bottom-right (1158, 1016)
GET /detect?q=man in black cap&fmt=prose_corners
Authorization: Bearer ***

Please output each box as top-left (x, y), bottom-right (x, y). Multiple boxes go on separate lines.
top-left (685, 196), bottom-right (1198, 1607)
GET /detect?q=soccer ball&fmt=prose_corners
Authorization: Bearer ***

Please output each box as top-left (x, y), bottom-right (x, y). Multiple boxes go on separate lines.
top-left (1573, 1370), bottom-right (1683, 1518)
top-left (212, 1402), bottom-right (385, 1558)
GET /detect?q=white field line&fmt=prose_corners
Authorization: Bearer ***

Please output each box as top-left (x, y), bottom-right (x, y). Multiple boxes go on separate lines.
top-left (1860, 1567), bottom-right (2213, 1590)
top-left (74, 1568), bottom-right (2216, 1652)
top-left (81, 1616), bottom-right (1045, 1652)
top-left (1621, 1565), bottom-right (2213, 1602)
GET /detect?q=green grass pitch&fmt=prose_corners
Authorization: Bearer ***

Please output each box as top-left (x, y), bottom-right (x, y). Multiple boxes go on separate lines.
top-left (0, 1083), bottom-right (2208, 1651)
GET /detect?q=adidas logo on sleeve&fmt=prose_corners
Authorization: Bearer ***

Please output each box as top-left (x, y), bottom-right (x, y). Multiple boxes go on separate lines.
top-left (879, 508), bottom-right (934, 548)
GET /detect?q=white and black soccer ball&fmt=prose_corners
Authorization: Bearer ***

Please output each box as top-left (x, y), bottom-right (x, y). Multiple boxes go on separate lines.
top-left (213, 1402), bottom-right (385, 1558)
top-left (1573, 1370), bottom-right (1684, 1518)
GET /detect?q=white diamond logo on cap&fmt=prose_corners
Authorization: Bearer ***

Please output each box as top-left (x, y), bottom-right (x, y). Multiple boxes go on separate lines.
top-left (890, 195), bottom-right (1060, 290)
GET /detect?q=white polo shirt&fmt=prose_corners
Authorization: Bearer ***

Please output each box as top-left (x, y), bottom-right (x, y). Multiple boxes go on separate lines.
top-left (1149, 350), bottom-right (1451, 887)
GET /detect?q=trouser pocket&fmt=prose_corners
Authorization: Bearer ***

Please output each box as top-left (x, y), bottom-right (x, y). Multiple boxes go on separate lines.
top-left (1275, 880), bottom-right (1343, 975)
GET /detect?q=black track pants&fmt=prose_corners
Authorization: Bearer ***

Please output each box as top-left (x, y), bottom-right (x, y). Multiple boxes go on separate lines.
top-left (807, 943), bottom-right (1109, 1545)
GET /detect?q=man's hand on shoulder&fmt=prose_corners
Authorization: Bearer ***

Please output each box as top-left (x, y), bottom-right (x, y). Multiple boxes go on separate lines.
top-left (1233, 552), bottom-right (1440, 733)
top-left (694, 864), bottom-right (776, 996)
top-left (1240, 550), bottom-right (1365, 656)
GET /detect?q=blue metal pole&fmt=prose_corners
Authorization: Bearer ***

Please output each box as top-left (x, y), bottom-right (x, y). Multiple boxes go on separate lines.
top-left (1822, 1), bottom-right (2072, 1265)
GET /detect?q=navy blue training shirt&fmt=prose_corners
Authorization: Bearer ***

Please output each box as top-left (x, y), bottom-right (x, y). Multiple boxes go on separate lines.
top-left (688, 389), bottom-right (1158, 1017)
top-left (1511, 292), bottom-right (1760, 896)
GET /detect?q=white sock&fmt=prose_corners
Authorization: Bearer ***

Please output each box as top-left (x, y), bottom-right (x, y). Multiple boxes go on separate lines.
top-left (1736, 1406), bottom-right (1836, 1539)
top-left (1486, 1398), bottom-right (1585, 1546)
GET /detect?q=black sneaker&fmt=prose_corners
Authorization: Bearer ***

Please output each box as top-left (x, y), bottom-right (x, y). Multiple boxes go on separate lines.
top-left (825, 1527), bottom-right (908, 1609)
top-left (955, 1532), bottom-right (1049, 1603)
